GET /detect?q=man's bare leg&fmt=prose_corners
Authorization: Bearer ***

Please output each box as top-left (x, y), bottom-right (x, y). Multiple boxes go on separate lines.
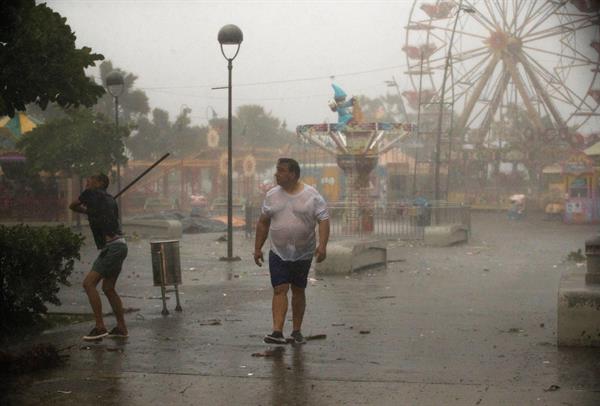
top-left (82, 271), bottom-right (105, 330)
top-left (102, 276), bottom-right (127, 334)
top-left (291, 285), bottom-right (306, 332)
top-left (272, 283), bottom-right (290, 332)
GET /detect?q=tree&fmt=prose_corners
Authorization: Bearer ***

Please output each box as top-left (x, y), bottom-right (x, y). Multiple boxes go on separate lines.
top-left (0, 0), bottom-right (105, 117)
top-left (487, 104), bottom-right (570, 193)
top-left (17, 109), bottom-right (128, 178)
top-left (94, 61), bottom-right (150, 123)
top-left (126, 108), bottom-right (173, 160)
top-left (235, 104), bottom-right (295, 148)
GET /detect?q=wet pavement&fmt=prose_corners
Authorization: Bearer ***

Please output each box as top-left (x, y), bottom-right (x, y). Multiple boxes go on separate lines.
top-left (3, 212), bottom-right (600, 405)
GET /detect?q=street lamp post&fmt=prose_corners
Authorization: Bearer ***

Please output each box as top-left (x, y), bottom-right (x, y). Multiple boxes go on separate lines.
top-left (218, 24), bottom-right (243, 261)
top-left (106, 71), bottom-right (125, 223)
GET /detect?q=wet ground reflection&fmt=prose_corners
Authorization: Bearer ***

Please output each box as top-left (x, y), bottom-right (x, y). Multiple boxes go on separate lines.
top-left (270, 345), bottom-right (308, 405)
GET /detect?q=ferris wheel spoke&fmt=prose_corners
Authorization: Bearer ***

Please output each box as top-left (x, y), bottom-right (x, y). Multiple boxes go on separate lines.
top-left (515, 0), bottom-right (539, 37)
top-left (426, 45), bottom-right (489, 67)
top-left (519, 0), bottom-right (564, 39)
top-left (461, 0), bottom-right (497, 31)
top-left (448, 53), bottom-right (494, 91)
top-left (522, 15), bottom-right (594, 44)
top-left (429, 24), bottom-right (488, 40)
top-left (527, 59), bottom-right (575, 105)
top-left (521, 44), bottom-right (592, 66)
top-left (492, 0), bottom-right (511, 31)
top-left (476, 69), bottom-right (512, 142)
top-left (504, 54), bottom-right (545, 129)
top-left (453, 54), bottom-right (501, 137)
top-left (509, 0), bottom-right (520, 32)
top-left (551, 64), bottom-right (599, 111)
top-left (516, 51), bottom-right (568, 130)
top-left (516, 0), bottom-right (545, 37)
top-left (480, 0), bottom-right (503, 30)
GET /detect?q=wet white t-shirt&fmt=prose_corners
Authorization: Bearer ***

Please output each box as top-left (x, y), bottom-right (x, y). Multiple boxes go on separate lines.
top-left (262, 183), bottom-right (329, 261)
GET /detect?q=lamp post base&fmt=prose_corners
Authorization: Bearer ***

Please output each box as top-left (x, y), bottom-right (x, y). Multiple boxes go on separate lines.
top-left (219, 256), bottom-right (241, 262)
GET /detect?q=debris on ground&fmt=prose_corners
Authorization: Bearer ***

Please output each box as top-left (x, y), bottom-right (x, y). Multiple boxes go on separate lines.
top-left (216, 234), bottom-right (227, 242)
top-left (306, 334), bottom-right (327, 341)
top-left (359, 330), bottom-right (371, 335)
top-left (197, 319), bottom-right (222, 326)
top-left (0, 344), bottom-right (67, 374)
top-left (375, 296), bottom-right (396, 300)
top-left (503, 327), bottom-right (524, 334)
top-left (252, 347), bottom-right (285, 357)
top-left (544, 384), bottom-right (560, 392)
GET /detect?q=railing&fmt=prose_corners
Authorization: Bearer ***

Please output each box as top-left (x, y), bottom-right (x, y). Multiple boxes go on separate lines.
top-left (244, 202), bottom-right (471, 241)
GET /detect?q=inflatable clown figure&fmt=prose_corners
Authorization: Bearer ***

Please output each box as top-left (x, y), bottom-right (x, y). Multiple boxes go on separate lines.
top-left (328, 84), bottom-right (363, 129)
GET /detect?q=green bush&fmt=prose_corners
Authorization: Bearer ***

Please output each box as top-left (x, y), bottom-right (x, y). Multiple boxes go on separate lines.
top-left (0, 224), bottom-right (84, 334)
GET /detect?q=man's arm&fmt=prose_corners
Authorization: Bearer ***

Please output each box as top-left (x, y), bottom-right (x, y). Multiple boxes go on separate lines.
top-left (69, 199), bottom-right (87, 214)
top-left (253, 214), bottom-right (271, 266)
top-left (315, 218), bottom-right (330, 263)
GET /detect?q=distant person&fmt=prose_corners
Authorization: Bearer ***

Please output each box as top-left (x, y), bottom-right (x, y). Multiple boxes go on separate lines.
top-left (69, 174), bottom-right (128, 341)
top-left (254, 158), bottom-right (330, 344)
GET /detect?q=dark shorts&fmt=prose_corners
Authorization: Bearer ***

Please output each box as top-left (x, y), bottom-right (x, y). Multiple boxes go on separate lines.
top-left (269, 251), bottom-right (312, 288)
top-left (92, 241), bottom-right (128, 279)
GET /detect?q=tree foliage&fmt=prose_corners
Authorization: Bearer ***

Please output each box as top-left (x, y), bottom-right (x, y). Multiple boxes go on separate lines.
top-left (488, 103), bottom-right (570, 190)
top-left (94, 61), bottom-right (150, 123)
top-left (17, 109), bottom-right (128, 177)
top-left (0, 0), bottom-right (105, 117)
top-left (235, 104), bottom-right (295, 148)
top-left (126, 104), bottom-right (295, 160)
top-left (0, 224), bottom-right (84, 334)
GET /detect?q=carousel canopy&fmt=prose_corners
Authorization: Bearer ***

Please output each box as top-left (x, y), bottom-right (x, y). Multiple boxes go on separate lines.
top-left (0, 112), bottom-right (42, 151)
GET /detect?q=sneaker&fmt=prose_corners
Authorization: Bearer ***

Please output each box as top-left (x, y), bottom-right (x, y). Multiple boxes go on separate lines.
top-left (263, 331), bottom-right (287, 344)
top-left (83, 327), bottom-right (108, 341)
top-left (107, 327), bottom-right (129, 338)
top-left (290, 330), bottom-right (306, 344)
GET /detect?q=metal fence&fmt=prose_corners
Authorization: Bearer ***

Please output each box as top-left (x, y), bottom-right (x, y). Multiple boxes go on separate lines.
top-left (244, 202), bottom-right (470, 241)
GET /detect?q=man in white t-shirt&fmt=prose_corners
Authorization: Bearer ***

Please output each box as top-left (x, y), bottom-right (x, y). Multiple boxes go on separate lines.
top-left (254, 158), bottom-right (330, 344)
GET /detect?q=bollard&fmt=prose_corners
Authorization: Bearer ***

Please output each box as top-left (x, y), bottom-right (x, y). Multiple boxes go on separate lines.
top-left (584, 235), bottom-right (600, 284)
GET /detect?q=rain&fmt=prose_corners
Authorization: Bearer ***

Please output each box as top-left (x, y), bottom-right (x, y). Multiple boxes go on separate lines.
top-left (1, 1), bottom-right (600, 405)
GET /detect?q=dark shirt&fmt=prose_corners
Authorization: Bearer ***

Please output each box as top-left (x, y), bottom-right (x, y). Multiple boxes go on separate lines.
top-left (79, 188), bottom-right (122, 249)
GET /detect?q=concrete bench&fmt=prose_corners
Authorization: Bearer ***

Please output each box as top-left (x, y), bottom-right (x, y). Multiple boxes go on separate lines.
top-left (424, 223), bottom-right (468, 247)
top-left (122, 219), bottom-right (182, 239)
top-left (315, 239), bottom-right (387, 275)
top-left (557, 271), bottom-right (600, 347)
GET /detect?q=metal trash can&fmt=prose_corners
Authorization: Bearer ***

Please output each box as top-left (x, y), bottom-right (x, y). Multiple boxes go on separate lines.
top-left (150, 240), bottom-right (183, 315)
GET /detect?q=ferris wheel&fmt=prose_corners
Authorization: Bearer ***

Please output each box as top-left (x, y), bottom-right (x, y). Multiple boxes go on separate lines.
top-left (403, 0), bottom-right (600, 148)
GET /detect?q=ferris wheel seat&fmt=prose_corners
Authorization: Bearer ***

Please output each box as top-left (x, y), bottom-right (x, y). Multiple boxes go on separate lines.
top-left (589, 90), bottom-right (600, 104)
top-left (570, 0), bottom-right (599, 13)
top-left (420, 2), bottom-right (455, 19)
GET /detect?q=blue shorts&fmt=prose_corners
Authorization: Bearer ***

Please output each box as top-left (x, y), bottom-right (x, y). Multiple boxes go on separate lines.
top-left (269, 251), bottom-right (312, 288)
top-left (92, 240), bottom-right (128, 279)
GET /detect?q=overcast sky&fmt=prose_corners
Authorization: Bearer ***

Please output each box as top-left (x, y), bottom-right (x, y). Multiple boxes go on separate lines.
top-left (46, 0), bottom-right (415, 129)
